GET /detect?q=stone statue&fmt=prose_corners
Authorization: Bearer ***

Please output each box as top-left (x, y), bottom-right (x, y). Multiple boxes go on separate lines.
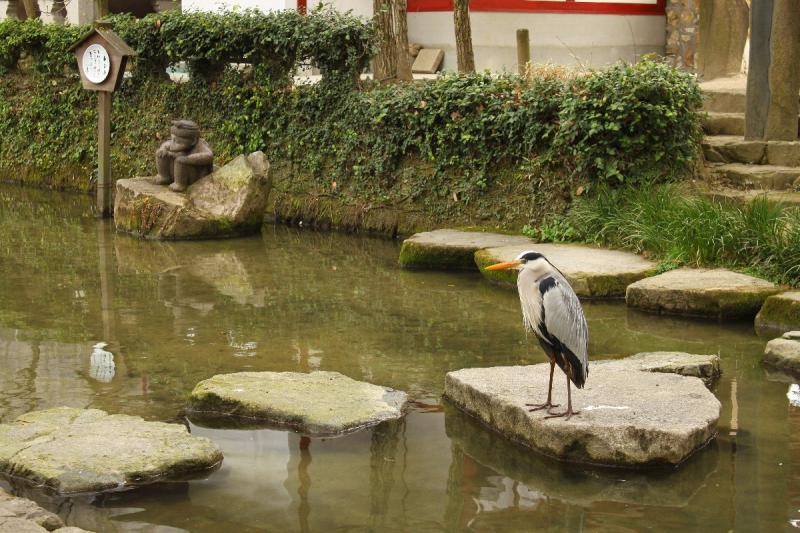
top-left (155, 120), bottom-right (214, 192)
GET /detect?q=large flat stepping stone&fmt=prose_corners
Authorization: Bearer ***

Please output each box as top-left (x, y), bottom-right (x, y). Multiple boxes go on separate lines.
top-left (0, 408), bottom-right (223, 495)
top-left (188, 371), bottom-right (407, 435)
top-left (0, 488), bottom-right (93, 532)
top-left (763, 331), bottom-right (800, 378)
top-left (626, 268), bottom-right (780, 319)
top-left (756, 292), bottom-right (800, 335)
top-left (474, 243), bottom-right (656, 297)
top-left (444, 353), bottom-right (721, 467)
top-left (114, 152), bottom-right (271, 240)
top-left (398, 229), bottom-right (533, 270)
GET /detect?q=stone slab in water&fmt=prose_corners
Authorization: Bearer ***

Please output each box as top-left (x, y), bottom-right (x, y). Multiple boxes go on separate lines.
top-left (626, 268), bottom-right (780, 319)
top-left (0, 408), bottom-right (223, 495)
top-left (188, 371), bottom-right (407, 435)
top-left (444, 354), bottom-right (721, 467)
top-left (755, 292), bottom-right (800, 335)
top-left (763, 332), bottom-right (800, 378)
top-left (114, 152), bottom-right (271, 240)
top-left (398, 229), bottom-right (533, 270)
top-left (0, 488), bottom-right (93, 532)
top-left (612, 351), bottom-right (721, 387)
top-left (474, 243), bottom-right (656, 297)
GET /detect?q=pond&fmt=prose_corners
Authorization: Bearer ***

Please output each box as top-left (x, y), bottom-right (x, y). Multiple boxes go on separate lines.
top-left (0, 184), bottom-right (796, 531)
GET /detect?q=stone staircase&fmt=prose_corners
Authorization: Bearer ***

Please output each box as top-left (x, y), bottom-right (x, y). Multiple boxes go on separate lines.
top-left (700, 76), bottom-right (800, 206)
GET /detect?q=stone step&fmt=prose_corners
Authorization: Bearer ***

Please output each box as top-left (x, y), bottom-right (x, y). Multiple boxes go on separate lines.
top-left (708, 162), bottom-right (800, 190)
top-left (763, 332), bottom-right (800, 379)
top-left (700, 76), bottom-right (747, 114)
top-left (702, 188), bottom-right (800, 208)
top-left (703, 112), bottom-right (744, 136)
top-left (625, 268), bottom-right (781, 319)
top-left (702, 90), bottom-right (746, 114)
top-left (702, 135), bottom-right (800, 166)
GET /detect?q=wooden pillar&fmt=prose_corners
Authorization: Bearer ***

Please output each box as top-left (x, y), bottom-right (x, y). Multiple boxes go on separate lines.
top-left (97, 91), bottom-right (112, 217)
top-left (745, 0), bottom-right (800, 141)
top-left (516, 29), bottom-right (530, 76)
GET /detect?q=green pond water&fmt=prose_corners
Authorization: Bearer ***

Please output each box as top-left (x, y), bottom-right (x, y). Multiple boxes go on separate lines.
top-left (0, 185), bottom-right (797, 532)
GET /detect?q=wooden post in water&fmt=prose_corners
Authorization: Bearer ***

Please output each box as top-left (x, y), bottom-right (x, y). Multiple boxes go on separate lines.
top-left (97, 91), bottom-right (112, 217)
top-left (516, 29), bottom-right (530, 76)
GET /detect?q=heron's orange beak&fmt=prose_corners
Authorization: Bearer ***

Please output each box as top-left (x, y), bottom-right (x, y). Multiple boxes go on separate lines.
top-left (485, 259), bottom-right (522, 271)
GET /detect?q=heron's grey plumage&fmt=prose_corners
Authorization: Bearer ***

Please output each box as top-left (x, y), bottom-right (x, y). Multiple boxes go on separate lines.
top-left (516, 253), bottom-right (589, 388)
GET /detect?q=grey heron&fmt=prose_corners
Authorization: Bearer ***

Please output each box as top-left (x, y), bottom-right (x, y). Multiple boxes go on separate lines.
top-left (486, 251), bottom-right (589, 420)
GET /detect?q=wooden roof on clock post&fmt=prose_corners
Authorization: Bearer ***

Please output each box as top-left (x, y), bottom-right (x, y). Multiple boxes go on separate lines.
top-left (69, 22), bottom-right (136, 92)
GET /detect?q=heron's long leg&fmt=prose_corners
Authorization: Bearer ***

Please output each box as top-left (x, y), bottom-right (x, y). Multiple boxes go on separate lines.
top-left (526, 359), bottom-right (560, 412)
top-left (545, 374), bottom-right (581, 420)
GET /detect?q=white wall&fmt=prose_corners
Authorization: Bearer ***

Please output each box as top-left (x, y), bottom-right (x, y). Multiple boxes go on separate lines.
top-left (183, 0), bottom-right (295, 12)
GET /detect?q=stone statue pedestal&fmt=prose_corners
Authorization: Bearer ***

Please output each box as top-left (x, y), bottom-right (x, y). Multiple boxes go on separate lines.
top-left (114, 152), bottom-right (271, 240)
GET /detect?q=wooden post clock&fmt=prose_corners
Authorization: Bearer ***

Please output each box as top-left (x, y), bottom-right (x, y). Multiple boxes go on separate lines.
top-left (69, 22), bottom-right (135, 218)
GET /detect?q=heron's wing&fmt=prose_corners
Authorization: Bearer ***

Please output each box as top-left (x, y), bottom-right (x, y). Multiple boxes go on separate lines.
top-left (541, 274), bottom-right (589, 381)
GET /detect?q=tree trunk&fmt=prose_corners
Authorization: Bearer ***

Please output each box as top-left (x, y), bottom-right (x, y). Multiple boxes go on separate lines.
top-left (453, 0), bottom-right (475, 73)
top-left (393, 0), bottom-right (413, 81)
top-left (21, 0), bottom-right (39, 19)
top-left (373, 0), bottom-right (397, 82)
top-left (94, 0), bottom-right (109, 18)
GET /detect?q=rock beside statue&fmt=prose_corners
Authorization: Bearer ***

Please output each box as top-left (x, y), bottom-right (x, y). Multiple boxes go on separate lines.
top-left (114, 152), bottom-right (271, 240)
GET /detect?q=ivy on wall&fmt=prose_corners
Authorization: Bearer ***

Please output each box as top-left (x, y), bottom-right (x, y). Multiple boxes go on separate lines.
top-left (0, 9), bottom-right (703, 232)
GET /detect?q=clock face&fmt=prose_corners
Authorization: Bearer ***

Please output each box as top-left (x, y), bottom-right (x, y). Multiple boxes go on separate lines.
top-left (82, 43), bottom-right (111, 84)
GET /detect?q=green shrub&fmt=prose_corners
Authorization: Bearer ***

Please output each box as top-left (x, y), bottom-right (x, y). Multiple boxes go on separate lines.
top-left (567, 183), bottom-right (800, 285)
top-left (556, 60), bottom-right (703, 187)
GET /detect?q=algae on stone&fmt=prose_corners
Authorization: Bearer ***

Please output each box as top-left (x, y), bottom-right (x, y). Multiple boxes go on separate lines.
top-left (0, 407), bottom-right (223, 495)
top-left (398, 229), bottom-right (533, 270)
top-left (755, 292), bottom-right (800, 335)
top-left (189, 371), bottom-right (408, 435)
top-left (626, 268), bottom-right (780, 319)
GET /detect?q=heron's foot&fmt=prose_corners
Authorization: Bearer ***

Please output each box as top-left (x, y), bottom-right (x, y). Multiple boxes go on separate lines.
top-left (526, 401), bottom-right (559, 412)
top-left (544, 408), bottom-right (580, 420)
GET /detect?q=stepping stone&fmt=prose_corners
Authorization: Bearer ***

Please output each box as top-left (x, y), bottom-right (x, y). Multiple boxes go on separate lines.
top-left (763, 331), bottom-right (800, 378)
top-left (755, 292), bottom-right (800, 335)
top-left (444, 353), bottom-right (721, 467)
top-left (444, 402), bottom-right (718, 507)
top-left (398, 229), bottom-right (533, 270)
top-left (0, 488), bottom-right (93, 532)
top-left (0, 408), bottom-right (223, 495)
top-left (474, 243), bottom-right (656, 297)
top-left (188, 371), bottom-right (407, 435)
top-left (615, 351), bottom-right (721, 387)
top-left (114, 152), bottom-right (271, 240)
top-left (626, 268), bottom-right (780, 319)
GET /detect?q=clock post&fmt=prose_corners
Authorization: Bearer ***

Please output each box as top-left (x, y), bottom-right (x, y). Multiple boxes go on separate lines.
top-left (69, 22), bottom-right (135, 218)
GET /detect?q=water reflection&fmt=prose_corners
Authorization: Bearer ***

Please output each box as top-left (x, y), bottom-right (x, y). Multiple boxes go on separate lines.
top-left (0, 184), bottom-right (798, 531)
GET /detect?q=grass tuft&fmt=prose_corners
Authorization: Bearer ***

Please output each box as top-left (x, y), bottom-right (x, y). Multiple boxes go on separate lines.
top-left (560, 183), bottom-right (800, 286)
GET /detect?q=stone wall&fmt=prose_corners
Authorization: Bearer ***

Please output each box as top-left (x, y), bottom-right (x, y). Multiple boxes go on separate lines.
top-left (665, 0), bottom-right (700, 72)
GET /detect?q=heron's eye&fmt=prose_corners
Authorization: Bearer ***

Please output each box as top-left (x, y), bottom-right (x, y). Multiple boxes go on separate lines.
top-left (520, 259), bottom-right (528, 264)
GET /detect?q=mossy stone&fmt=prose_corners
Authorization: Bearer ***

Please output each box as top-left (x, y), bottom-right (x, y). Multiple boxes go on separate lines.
top-left (398, 230), bottom-right (533, 270)
top-left (755, 292), bottom-right (800, 335)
